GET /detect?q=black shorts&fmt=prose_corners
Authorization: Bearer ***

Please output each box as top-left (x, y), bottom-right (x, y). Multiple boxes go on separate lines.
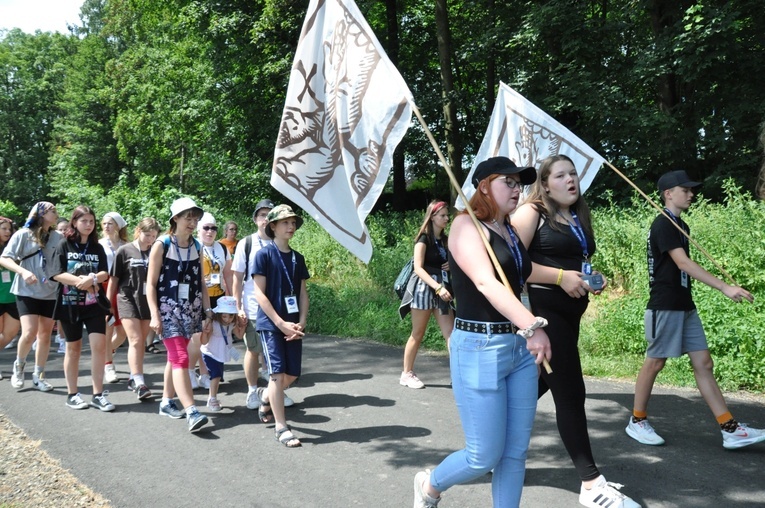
top-left (0, 301), bottom-right (20, 320)
top-left (15, 295), bottom-right (56, 319)
top-left (60, 314), bottom-right (107, 342)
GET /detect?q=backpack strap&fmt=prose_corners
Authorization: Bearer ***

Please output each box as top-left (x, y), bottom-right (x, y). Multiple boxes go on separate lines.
top-left (19, 249), bottom-right (42, 262)
top-left (243, 235), bottom-right (253, 281)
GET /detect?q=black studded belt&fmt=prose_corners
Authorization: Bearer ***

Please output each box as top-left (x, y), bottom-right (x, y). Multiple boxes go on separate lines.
top-left (454, 318), bottom-right (518, 335)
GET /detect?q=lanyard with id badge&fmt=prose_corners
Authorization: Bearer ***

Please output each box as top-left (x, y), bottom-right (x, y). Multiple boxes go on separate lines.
top-left (435, 239), bottom-right (449, 285)
top-left (560, 211), bottom-right (603, 291)
top-left (172, 236), bottom-right (192, 301)
top-left (495, 220), bottom-right (532, 311)
top-left (218, 322), bottom-right (241, 362)
top-left (273, 244), bottom-right (299, 314)
top-left (203, 245), bottom-right (223, 287)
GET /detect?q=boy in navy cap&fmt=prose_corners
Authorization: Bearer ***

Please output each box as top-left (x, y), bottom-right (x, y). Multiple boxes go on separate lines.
top-left (626, 170), bottom-right (764, 449)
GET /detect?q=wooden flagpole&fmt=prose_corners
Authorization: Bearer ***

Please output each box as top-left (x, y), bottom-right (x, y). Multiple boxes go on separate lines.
top-left (409, 103), bottom-right (552, 374)
top-left (604, 161), bottom-right (738, 286)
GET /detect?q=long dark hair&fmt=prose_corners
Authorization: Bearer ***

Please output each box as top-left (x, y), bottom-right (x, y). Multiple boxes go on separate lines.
top-left (524, 155), bottom-right (594, 237)
top-left (64, 205), bottom-right (100, 245)
top-left (413, 200), bottom-right (449, 248)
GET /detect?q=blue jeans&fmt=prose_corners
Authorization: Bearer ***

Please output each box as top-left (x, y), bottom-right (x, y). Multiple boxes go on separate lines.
top-left (431, 325), bottom-right (538, 508)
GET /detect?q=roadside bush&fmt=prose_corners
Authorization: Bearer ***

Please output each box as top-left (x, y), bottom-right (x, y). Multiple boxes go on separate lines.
top-left (584, 181), bottom-right (765, 391)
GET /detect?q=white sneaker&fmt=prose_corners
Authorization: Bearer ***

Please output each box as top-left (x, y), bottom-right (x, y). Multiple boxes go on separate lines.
top-left (57, 341), bottom-right (66, 354)
top-left (207, 397), bottom-right (222, 412)
top-left (625, 417), bottom-right (665, 446)
top-left (31, 340), bottom-right (37, 351)
top-left (32, 371), bottom-right (54, 392)
top-left (10, 360), bottom-right (25, 389)
top-left (189, 370), bottom-right (200, 390)
top-left (400, 371), bottom-right (425, 389)
top-left (246, 390), bottom-right (260, 410)
top-left (4, 337), bottom-right (17, 349)
top-left (259, 369), bottom-right (269, 382)
top-left (413, 469), bottom-right (440, 508)
top-left (284, 393), bottom-right (295, 407)
top-left (104, 364), bottom-right (119, 383)
top-left (579, 476), bottom-right (641, 508)
top-left (722, 423), bottom-right (765, 449)
top-left (197, 373), bottom-right (211, 389)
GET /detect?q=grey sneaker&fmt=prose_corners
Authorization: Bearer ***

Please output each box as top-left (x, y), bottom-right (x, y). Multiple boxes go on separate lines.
top-left (187, 410), bottom-right (209, 432)
top-left (90, 394), bottom-right (116, 412)
top-left (32, 371), bottom-right (54, 392)
top-left (413, 470), bottom-right (440, 508)
top-left (159, 400), bottom-right (184, 419)
top-left (136, 384), bottom-right (152, 401)
top-left (66, 393), bottom-right (89, 410)
top-left (10, 360), bottom-right (25, 389)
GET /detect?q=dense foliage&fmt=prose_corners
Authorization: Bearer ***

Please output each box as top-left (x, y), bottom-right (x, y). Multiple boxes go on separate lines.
top-left (2, 0), bottom-right (765, 221)
top-left (295, 183), bottom-right (765, 392)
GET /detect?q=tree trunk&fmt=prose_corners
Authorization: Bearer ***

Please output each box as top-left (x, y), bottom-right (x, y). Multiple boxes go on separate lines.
top-left (435, 0), bottom-right (462, 203)
top-left (384, 0), bottom-right (408, 211)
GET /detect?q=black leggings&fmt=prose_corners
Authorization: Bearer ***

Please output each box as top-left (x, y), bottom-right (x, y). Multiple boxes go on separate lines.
top-left (530, 286), bottom-right (600, 482)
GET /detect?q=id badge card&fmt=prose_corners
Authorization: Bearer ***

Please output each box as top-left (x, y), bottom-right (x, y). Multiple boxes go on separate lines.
top-left (228, 346), bottom-right (241, 362)
top-left (581, 261), bottom-right (592, 275)
top-left (208, 273), bottom-right (221, 286)
top-left (680, 271), bottom-right (688, 288)
top-left (178, 283), bottom-right (190, 300)
top-left (284, 295), bottom-right (299, 313)
top-left (520, 287), bottom-right (532, 312)
top-left (441, 270), bottom-right (449, 285)
top-left (1, 271), bottom-right (10, 283)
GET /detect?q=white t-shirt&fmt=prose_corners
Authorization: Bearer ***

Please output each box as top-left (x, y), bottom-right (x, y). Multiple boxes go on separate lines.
top-left (231, 233), bottom-right (272, 318)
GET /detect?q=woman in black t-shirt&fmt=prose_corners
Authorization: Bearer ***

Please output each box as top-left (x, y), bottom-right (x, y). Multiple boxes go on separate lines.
top-left (107, 217), bottom-right (161, 400)
top-left (51, 205), bottom-right (113, 412)
top-left (398, 201), bottom-right (454, 389)
top-left (514, 155), bottom-right (638, 508)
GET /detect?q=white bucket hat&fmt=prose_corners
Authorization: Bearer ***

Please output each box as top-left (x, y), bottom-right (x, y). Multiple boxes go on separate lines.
top-left (212, 296), bottom-right (238, 315)
top-left (170, 197), bottom-right (203, 219)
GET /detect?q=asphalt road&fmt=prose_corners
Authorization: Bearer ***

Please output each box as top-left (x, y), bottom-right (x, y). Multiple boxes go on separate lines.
top-left (1, 335), bottom-right (763, 507)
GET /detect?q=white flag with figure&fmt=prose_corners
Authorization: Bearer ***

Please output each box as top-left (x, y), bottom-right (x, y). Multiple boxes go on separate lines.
top-left (271, 0), bottom-right (413, 263)
top-left (459, 82), bottom-right (605, 206)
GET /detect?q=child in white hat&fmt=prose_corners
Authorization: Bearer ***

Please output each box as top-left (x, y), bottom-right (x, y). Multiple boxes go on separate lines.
top-left (200, 296), bottom-right (244, 411)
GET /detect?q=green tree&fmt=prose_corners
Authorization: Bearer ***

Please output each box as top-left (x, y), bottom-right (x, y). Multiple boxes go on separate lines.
top-left (0, 29), bottom-right (76, 211)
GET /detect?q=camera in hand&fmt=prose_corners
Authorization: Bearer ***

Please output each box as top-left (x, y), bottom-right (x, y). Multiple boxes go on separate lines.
top-left (582, 273), bottom-right (604, 291)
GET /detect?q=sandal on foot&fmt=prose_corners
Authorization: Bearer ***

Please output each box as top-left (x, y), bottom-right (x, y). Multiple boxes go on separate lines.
top-left (275, 426), bottom-right (301, 448)
top-left (145, 344), bottom-right (161, 354)
top-left (257, 387), bottom-right (273, 423)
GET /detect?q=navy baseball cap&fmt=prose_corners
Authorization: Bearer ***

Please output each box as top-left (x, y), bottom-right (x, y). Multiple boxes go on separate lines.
top-left (657, 170), bottom-right (701, 192)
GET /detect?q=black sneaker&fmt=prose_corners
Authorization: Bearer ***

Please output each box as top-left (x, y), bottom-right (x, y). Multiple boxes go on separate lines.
top-left (136, 384), bottom-right (152, 400)
top-left (90, 394), bottom-right (116, 412)
top-left (66, 393), bottom-right (89, 410)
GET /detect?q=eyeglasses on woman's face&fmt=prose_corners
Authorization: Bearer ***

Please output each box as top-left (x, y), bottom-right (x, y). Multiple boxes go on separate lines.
top-left (500, 176), bottom-right (521, 189)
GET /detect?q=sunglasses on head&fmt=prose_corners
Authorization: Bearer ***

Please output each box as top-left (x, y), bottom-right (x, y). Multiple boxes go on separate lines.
top-left (202, 226), bottom-right (218, 231)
